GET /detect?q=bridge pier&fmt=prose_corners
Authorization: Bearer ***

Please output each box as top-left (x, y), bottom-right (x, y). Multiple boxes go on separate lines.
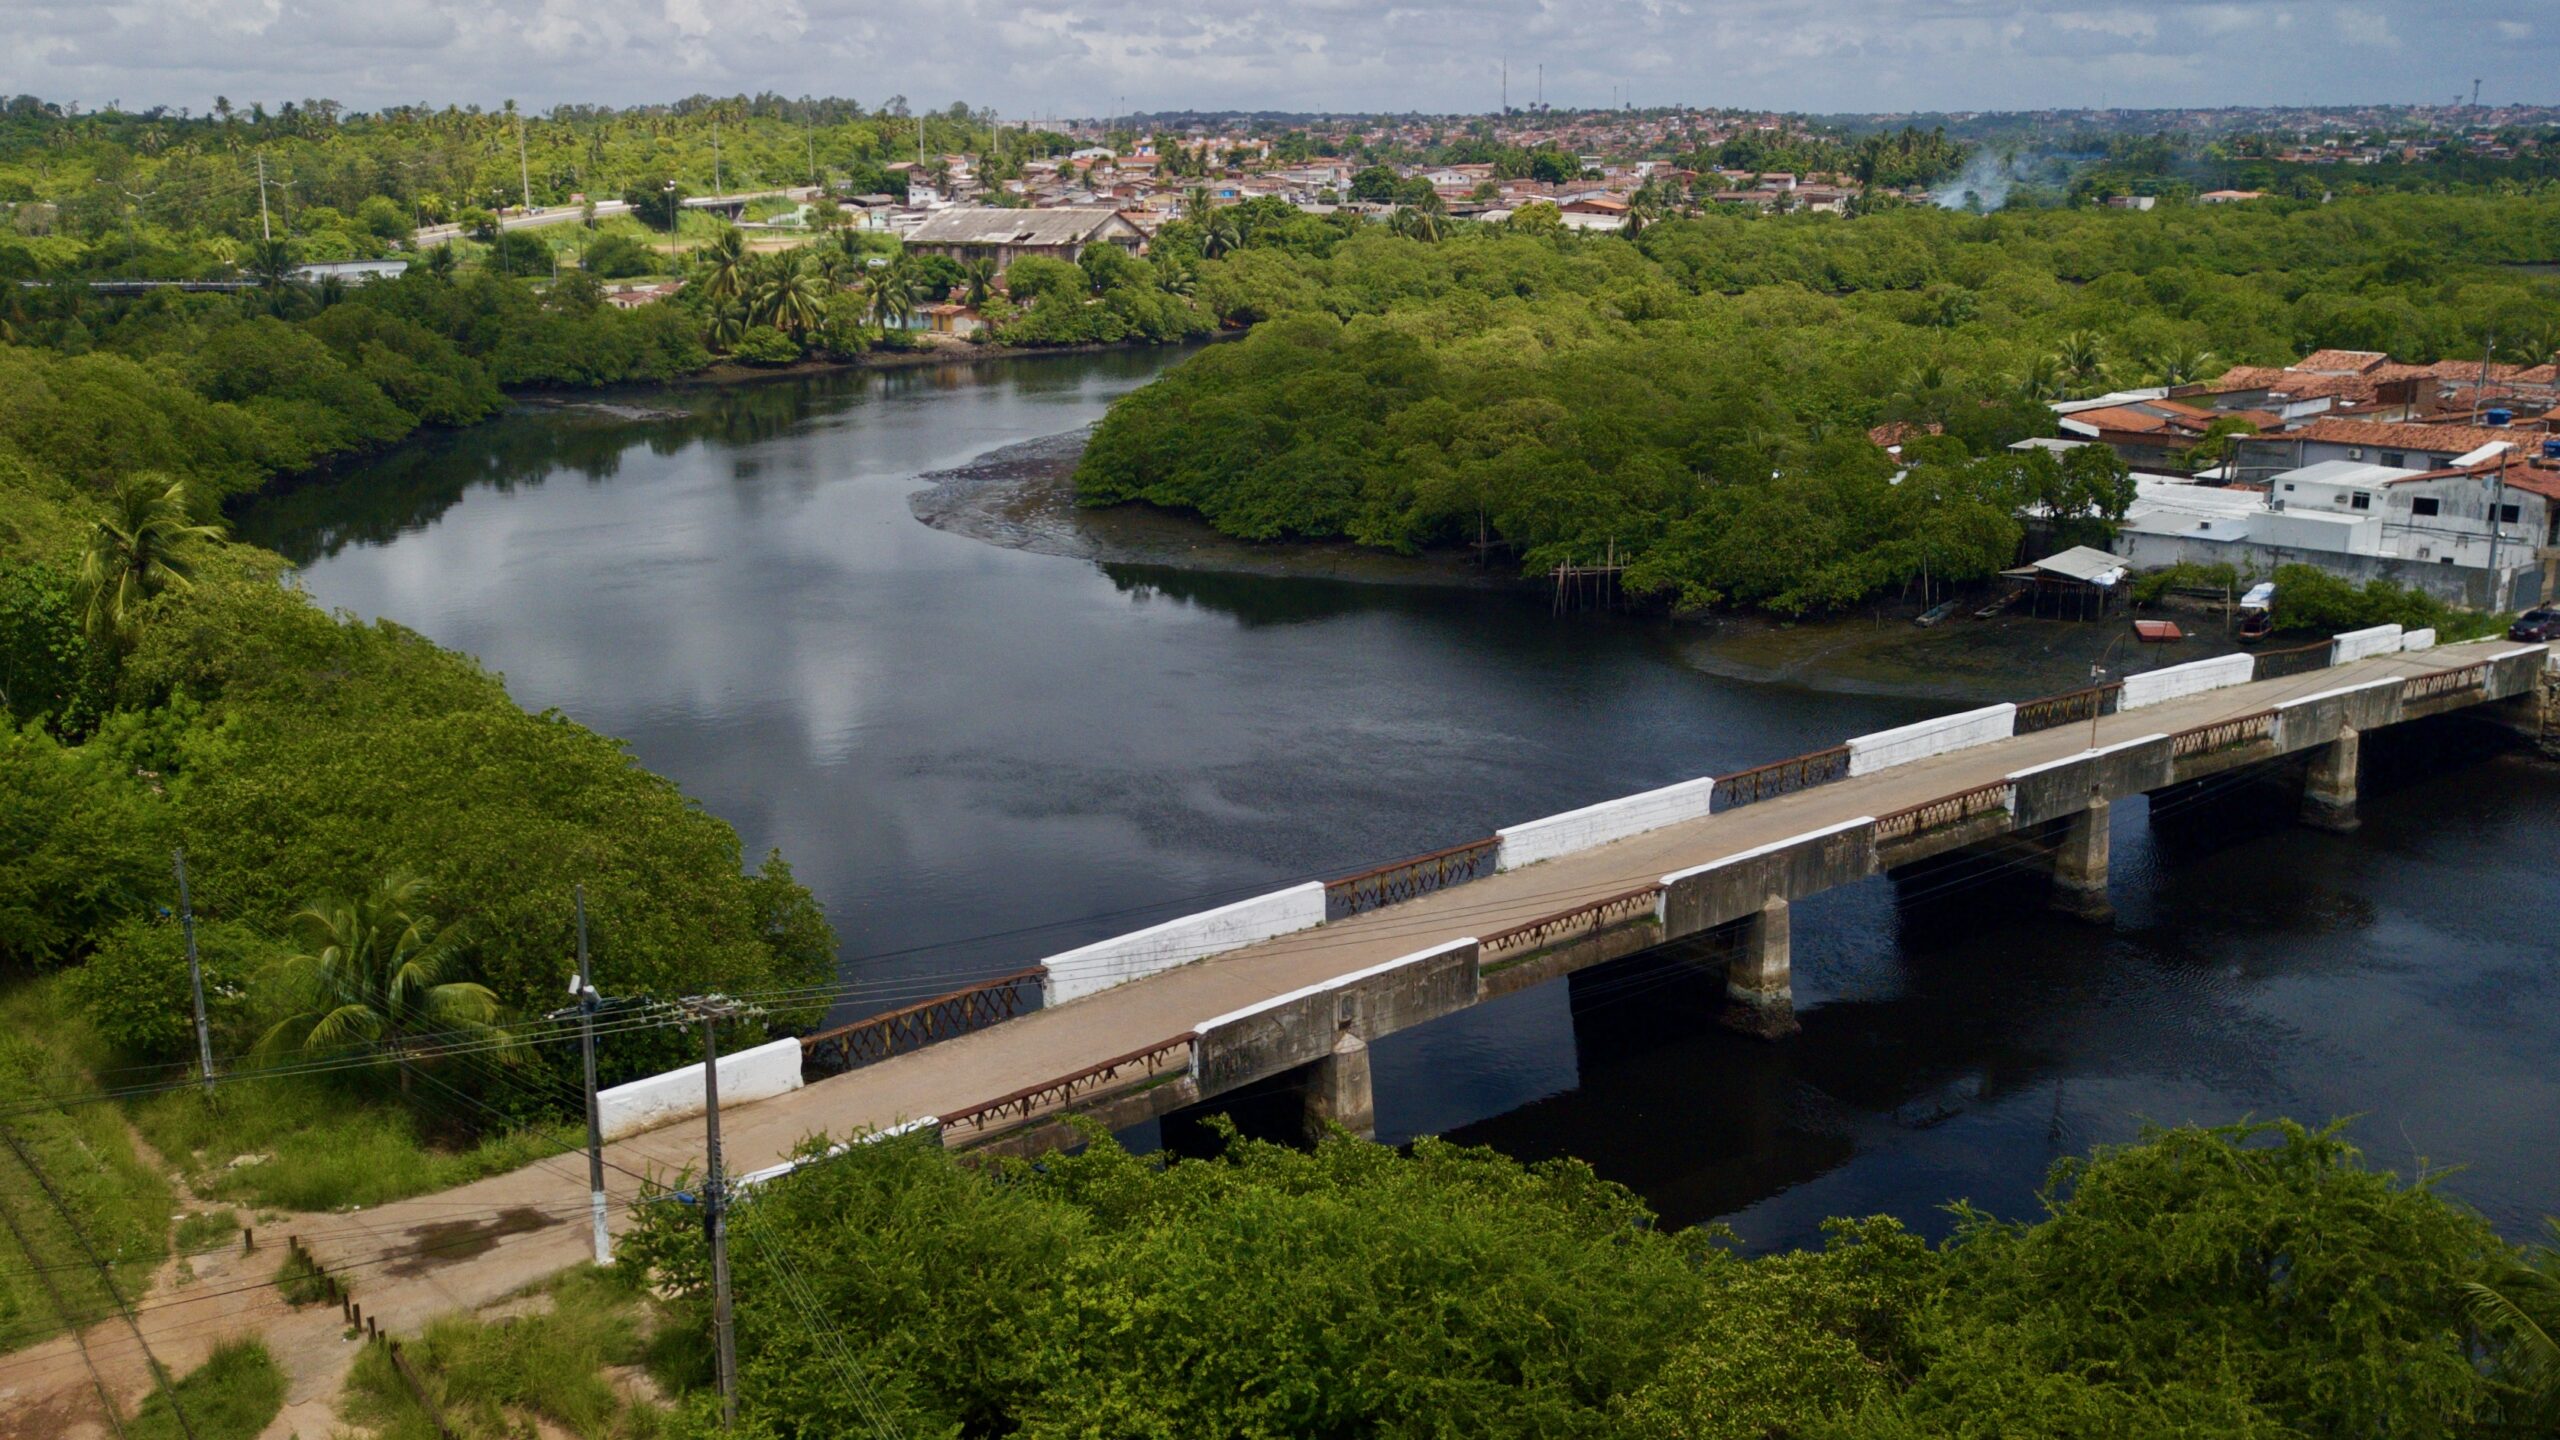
top-left (1721, 895), bottom-right (1798, 1040)
top-left (2048, 796), bottom-right (2112, 923)
top-left (1300, 1029), bottom-right (1375, 1142)
top-left (2300, 725), bottom-right (2361, 833)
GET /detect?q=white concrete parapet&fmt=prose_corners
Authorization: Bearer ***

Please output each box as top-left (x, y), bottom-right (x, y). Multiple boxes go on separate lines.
top-left (1191, 938), bottom-right (1477, 1044)
top-left (2121, 653), bottom-right (2254, 710)
top-left (1496, 776), bottom-right (1716, 871)
top-left (597, 1037), bottom-right (804, 1142)
top-left (1042, 882), bottom-right (1327, 1005)
top-left (1658, 816), bottom-right (1877, 888)
top-left (2005, 733), bottom-right (2168, 781)
top-left (2330, 624), bottom-right (2403, 664)
top-left (1846, 704), bottom-right (2016, 776)
top-left (2400, 628), bottom-right (2437, 653)
top-left (732, 1117), bottom-right (940, 1193)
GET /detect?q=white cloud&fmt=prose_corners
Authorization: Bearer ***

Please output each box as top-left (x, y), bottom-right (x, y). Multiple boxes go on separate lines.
top-left (1, 0), bottom-right (2552, 115)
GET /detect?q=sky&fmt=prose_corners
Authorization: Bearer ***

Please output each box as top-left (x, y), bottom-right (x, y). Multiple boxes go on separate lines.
top-left (4, 0), bottom-right (2555, 119)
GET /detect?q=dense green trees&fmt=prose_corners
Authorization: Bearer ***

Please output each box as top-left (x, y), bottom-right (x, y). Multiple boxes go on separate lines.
top-left (622, 1119), bottom-right (2537, 1437)
top-left (1076, 193), bottom-right (2560, 613)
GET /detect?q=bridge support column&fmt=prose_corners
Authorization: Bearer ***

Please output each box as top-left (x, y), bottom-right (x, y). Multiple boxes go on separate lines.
top-left (2049, 796), bottom-right (2112, 923)
top-left (1722, 895), bottom-right (1798, 1040)
top-left (1301, 1030), bottom-right (1374, 1142)
top-left (2300, 725), bottom-right (2361, 833)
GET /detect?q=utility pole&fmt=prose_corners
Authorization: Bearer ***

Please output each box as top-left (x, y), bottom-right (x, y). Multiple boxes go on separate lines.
top-left (173, 850), bottom-right (213, 1097)
top-left (517, 109), bottom-right (533, 211)
top-left (256, 153), bottom-right (272, 241)
top-left (574, 887), bottom-right (607, 1265)
top-left (677, 995), bottom-right (749, 1428)
top-left (713, 114), bottom-right (723, 196)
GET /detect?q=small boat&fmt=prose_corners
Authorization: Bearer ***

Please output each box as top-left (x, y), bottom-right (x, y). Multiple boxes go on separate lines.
top-left (2134, 619), bottom-right (2184, 644)
top-left (1916, 598), bottom-right (1961, 627)
top-left (2235, 582), bottom-right (2275, 644)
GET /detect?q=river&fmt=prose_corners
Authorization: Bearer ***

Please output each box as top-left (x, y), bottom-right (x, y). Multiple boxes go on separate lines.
top-left (236, 348), bottom-right (2560, 1249)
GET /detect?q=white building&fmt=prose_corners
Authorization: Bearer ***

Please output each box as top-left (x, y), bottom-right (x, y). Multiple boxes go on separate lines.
top-left (2110, 444), bottom-right (2560, 609)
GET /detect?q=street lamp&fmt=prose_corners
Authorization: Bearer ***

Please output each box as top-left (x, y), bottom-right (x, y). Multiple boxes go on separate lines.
top-left (2088, 628), bottom-right (2133, 751)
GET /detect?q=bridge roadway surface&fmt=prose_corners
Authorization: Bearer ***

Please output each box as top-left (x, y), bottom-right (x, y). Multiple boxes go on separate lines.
top-left (0, 639), bottom-right (2518, 1439)
top-left (294, 638), bottom-right (2518, 1318)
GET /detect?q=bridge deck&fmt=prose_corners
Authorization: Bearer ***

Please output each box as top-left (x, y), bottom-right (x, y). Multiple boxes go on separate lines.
top-left (304, 638), bottom-right (2523, 1322)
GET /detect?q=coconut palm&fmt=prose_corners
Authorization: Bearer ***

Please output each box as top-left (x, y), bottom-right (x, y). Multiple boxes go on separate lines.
top-left (2008, 353), bottom-right (2068, 404)
top-left (693, 227), bottom-right (750, 307)
top-left (866, 254), bottom-right (923, 335)
top-left (756, 254), bottom-right (830, 336)
top-left (2145, 344), bottom-right (2216, 386)
top-left (1201, 210), bottom-right (1244, 259)
top-left (2054, 330), bottom-right (2112, 395)
top-left (2467, 1220), bottom-right (2560, 1419)
top-left (77, 475), bottom-right (223, 647)
top-left (252, 874), bottom-right (505, 1097)
top-left (959, 256), bottom-right (999, 309)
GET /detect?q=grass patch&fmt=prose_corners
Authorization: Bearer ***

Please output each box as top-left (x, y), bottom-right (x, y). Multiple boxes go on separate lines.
top-left (127, 1073), bottom-right (580, 1212)
top-left (275, 1248), bottom-right (331, 1307)
top-left (340, 1265), bottom-right (668, 1439)
top-left (126, 1338), bottom-right (285, 1440)
top-left (0, 981), bottom-right (171, 1355)
top-left (173, 1208), bottom-right (238, 1252)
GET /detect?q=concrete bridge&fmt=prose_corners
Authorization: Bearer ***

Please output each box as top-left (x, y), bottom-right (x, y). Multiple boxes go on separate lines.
top-left (290, 627), bottom-right (2553, 1325)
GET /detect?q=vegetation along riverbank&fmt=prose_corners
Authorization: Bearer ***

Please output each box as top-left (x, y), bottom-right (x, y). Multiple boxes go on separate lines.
top-left (3, 89), bottom-right (2558, 1435)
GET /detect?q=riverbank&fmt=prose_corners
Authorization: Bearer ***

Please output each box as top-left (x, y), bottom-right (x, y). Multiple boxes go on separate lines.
top-left (910, 427), bottom-right (1511, 587)
top-left (909, 420), bottom-right (2253, 705)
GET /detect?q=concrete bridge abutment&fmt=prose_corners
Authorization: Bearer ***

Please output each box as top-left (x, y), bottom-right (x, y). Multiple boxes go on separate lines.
top-left (2300, 725), bottom-right (2361, 833)
top-left (1721, 895), bottom-right (1798, 1040)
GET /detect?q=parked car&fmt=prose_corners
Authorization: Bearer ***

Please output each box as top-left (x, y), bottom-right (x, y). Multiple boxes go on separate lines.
top-left (2509, 608), bottom-right (2560, 642)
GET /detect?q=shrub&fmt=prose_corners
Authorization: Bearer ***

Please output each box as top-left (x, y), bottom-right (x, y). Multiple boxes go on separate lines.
top-left (58, 914), bottom-right (263, 1062)
top-left (727, 325), bottom-right (801, 365)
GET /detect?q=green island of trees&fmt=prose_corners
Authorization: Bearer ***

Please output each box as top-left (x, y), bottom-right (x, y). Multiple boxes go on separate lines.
top-left (1075, 193), bottom-right (2560, 612)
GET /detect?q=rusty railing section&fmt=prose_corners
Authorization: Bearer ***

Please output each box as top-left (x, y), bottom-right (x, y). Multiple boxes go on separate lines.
top-left (799, 968), bottom-right (1043, 1079)
top-left (1874, 781), bottom-right (2015, 844)
top-left (2402, 662), bottom-right (2488, 705)
top-left (1479, 885), bottom-right (1664, 968)
top-left (1325, 837), bottom-right (1501, 921)
top-left (2168, 709), bottom-right (2276, 759)
top-left (2013, 682), bottom-right (2122, 735)
top-left (2250, 640), bottom-right (2332, 681)
top-left (941, 1034), bottom-right (1195, 1137)
top-left (1711, 745), bottom-right (1851, 814)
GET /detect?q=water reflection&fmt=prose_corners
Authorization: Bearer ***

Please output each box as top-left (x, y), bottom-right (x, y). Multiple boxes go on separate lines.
top-left (243, 351), bottom-right (2560, 1249)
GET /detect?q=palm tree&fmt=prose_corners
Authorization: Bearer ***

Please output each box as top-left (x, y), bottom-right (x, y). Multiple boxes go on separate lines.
top-left (959, 256), bottom-right (999, 309)
top-left (693, 228), bottom-right (750, 307)
top-left (2467, 1220), bottom-right (2560, 1421)
top-left (253, 874), bottom-right (505, 1098)
top-left (756, 255), bottom-right (830, 336)
top-left (2008, 353), bottom-right (2067, 404)
top-left (866, 254), bottom-right (923, 335)
top-left (2053, 330), bottom-right (2112, 396)
top-left (78, 476), bottom-right (223, 647)
top-left (244, 237), bottom-right (298, 290)
top-left (2145, 344), bottom-right (2216, 386)
top-left (1201, 211), bottom-right (1244, 259)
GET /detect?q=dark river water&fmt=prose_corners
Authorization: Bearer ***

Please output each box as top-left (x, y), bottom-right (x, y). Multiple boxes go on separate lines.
top-left (238, 350), bottom-right (2560, 1249)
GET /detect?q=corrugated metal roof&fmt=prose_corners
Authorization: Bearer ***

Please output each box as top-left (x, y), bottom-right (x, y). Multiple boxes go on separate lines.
top-left (904, 207), bottom-right (1136, 247)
